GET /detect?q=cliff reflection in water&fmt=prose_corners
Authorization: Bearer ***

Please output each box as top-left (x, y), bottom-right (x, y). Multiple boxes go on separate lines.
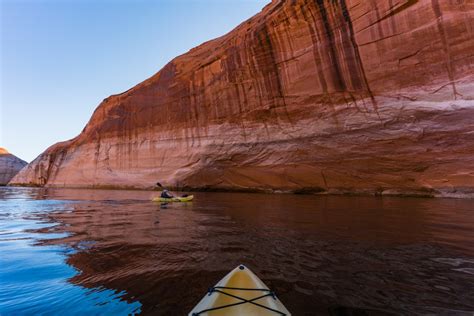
top-left (4, 187), bottom-right (474, 315)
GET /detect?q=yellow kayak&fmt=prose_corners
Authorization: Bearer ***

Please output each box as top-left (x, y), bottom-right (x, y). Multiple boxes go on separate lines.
top-left (189, 265), bottom-right (291, 316)
top-left (152, 195), bottom-right (194, 202)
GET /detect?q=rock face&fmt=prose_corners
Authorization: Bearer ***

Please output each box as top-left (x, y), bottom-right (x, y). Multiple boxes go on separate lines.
top-left (0, 148), bottom-right (27, 185)
top-left (10, 0), bottom-right (474, 197)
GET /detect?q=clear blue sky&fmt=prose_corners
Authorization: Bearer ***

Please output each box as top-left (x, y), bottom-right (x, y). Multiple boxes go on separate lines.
top-left (1, 0), bottom-right (269, 162)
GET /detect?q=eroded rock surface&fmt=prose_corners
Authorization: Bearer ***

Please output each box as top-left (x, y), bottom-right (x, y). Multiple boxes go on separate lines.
top-left (11, 0), bottom-right (474, 197)
top-left (0, 148), bottom-right (27, 185)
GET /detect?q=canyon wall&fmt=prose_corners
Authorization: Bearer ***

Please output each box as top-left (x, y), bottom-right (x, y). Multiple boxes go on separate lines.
top-left (0, 148), bottom-right (27, 185)
top-left (11, 0), bottom-right (474, 197)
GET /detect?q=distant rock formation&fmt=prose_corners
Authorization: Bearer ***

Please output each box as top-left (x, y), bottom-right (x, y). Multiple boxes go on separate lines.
top-left (10, 0), bottom-right (474, 197)
top-left (0, 148), bottom-right (27, 185)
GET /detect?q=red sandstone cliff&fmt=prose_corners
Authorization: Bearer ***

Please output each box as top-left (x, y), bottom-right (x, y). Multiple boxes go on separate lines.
top-left (11, 0), bottom-right (474, 197)
top-left (0, 147), bottom-right (27, 185)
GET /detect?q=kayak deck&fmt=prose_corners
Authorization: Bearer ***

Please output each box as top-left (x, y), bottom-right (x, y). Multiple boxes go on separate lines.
top-left (152, 195), bottom-right (194, 202)
top-left (189, 265), bottom-right (291, 315)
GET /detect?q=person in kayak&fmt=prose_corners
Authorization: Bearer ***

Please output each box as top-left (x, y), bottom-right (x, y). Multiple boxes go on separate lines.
top-left (156, 182), bottom-right (174, 198)
top-left (160, 189), bottom-right (174, 199)
top-left (155, 182), bottom-right (187, 199)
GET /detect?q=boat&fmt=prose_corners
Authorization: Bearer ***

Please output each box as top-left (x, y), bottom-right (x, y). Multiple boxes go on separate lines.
top-left (152, 195), bottom-right (194, 202)
top-left (189, 265), bottom-right (291, 315)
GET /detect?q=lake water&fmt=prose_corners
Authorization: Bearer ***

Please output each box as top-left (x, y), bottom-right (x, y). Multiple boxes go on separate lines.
top-left (0, 187), bottom-right (473, 315)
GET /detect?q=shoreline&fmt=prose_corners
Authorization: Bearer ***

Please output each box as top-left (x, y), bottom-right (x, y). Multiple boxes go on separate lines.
top-left (6, 183), bottom-right (474, 199)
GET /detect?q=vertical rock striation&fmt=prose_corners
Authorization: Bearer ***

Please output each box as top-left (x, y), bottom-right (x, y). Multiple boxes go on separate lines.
top-left (10, 0), bottom-right (474, 197)
top-left (0, 148), bottom-right (27, 185)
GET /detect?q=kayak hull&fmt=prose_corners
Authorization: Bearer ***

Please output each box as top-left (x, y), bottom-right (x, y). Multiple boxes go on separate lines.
top-left (152, 195), bottom-right (194, 202)
top-left (189, 265), bottom-right (291, 316)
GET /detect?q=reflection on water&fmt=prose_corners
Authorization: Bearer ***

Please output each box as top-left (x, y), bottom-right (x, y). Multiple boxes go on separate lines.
top-left (0, 187), bottom-right (473, 315)
top-left (0, 189), bottom-right (141, 315)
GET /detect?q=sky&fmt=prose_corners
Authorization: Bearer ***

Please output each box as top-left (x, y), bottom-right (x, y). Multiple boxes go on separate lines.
top-left (0, 0), bottom-right (269, 162)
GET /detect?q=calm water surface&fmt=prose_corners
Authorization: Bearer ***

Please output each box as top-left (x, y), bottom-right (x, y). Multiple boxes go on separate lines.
top-left (0, 187), bottom-right (473, 315)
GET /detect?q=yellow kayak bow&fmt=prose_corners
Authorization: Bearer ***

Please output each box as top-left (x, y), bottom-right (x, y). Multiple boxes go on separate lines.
top-left (189, 265), bottom-right (291, 315)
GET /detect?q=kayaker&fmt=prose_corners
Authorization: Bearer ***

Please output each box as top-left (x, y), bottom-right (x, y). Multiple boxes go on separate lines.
top-left (155, 182), bottom-right (175, 199)
top-left (160, 189), bottom-right (174, 199)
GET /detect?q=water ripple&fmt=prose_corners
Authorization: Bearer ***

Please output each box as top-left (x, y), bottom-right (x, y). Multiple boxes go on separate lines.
top-left (1, 187), bottom-right (473, 315)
